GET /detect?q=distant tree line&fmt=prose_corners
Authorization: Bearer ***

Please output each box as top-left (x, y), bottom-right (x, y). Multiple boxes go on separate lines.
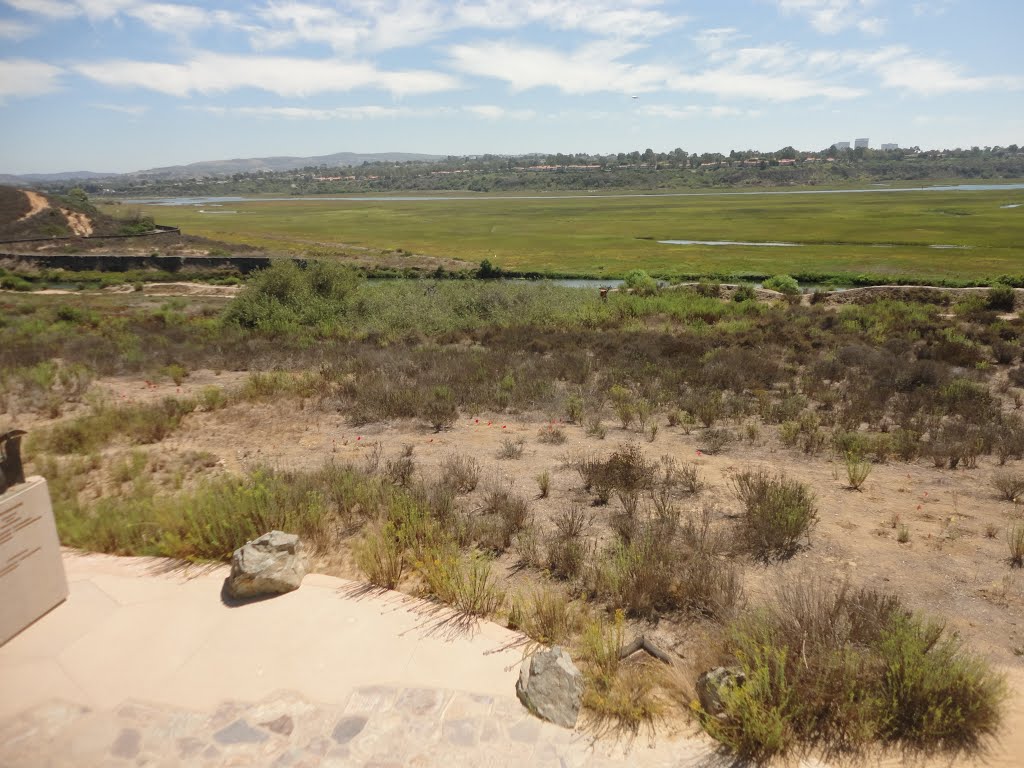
top-left (54, 144), bottom-right (1024, 198)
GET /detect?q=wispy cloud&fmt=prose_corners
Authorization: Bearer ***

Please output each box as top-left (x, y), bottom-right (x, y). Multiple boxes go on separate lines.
top-left (449, 38), bottom-right (865, 101)
top-left (0, 17), bottom-right (36, 38)
top-left (74, 52), bottom-right (460, 97)
top-left (192, 104), bottom-right (441, 120)
top-left (189, 103), bottom-right (540, 121)
top-left (639, 103), bottom-right (758, 119)
top-left (868, 48), bottom-right (1023, 95)
top-left (0, 58), bottom-right (62, 102)
top-left (775, 0), bottom-right (885, 35)
top-left (463, 104), bottom-right (536, 120)
top-left (449, 39), bottom-right (675, 95)
top-left (92, 102), bottom-right (148, 115)
top-left (3, 0), bottom-right (79, 19)
top-left (246, 0), bottom-right (687, 54)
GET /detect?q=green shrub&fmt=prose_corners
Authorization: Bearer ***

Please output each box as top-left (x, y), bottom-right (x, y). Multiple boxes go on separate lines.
top-left (355, 522), bottom-right (405, 589)
top-left (730, 468), bottom-right (817, 559)
top-left (508, 588), bottom-right (581, 646)
top-left (992, 470), bottom-right (1024, 502)
top-left (845, 451), bottom-right (872, 490)
top-left (704, 581), bottom-right (1006, 761)
top-left (479, 486), bottom-right (530, 551)
top-left (1009, 524), bottom-right (1024, 567)
top-left (732, 284), bottom-right (756, 302)
top-left (622, 269), bottom-right (659, 296)
top-left (439, 452), bottom-right (480, 493)
top-left (987, 283), bottom-right (1016, 311)
top-left (763, 274), bottom-right (800, 295)
top-left (535, 470), bottom-right (551, 498)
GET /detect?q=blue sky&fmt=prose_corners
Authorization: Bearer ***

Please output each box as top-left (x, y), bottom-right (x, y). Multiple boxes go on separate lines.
top-left (1, 0), bottom-right (1022, 174)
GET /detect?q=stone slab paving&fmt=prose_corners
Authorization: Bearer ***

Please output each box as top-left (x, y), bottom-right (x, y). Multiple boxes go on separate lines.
top-left (0, 686), bottom-right (726, 768)
top-left (6, 551), bottom-right (1019, 767)
top-left (0, 551), bottom-right (724, 767)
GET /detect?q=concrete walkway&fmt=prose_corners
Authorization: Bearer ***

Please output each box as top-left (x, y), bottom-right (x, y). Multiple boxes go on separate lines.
top-left (0, 551), bottom-right (720, 767)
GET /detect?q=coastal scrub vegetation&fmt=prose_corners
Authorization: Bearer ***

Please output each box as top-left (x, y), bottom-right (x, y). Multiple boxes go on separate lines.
top-left (4, 265), bottom-right (1020, 762)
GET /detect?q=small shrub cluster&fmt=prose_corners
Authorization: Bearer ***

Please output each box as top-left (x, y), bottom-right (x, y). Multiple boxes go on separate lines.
top-left (730, 468), bottom-right (817, 560)
top-left (703, 581), bottom-right (1006, 762)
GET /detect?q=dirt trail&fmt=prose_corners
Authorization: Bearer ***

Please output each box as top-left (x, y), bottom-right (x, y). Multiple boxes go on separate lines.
top-left (60, 208), bottom-right (93, 236)
top-left (16, 190), bottom-right (49, 221)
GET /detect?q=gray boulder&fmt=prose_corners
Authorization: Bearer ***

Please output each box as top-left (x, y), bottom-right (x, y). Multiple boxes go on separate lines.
top-left (226, 531), bottom-right (307, 599)
top-left (516, 646), bottom-right (583, 728)
top-left (696, 666), bottom-right (746, 717)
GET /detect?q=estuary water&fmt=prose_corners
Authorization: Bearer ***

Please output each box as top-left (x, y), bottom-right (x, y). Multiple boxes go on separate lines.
top-left (124, 182), bottom-right (1024, 207)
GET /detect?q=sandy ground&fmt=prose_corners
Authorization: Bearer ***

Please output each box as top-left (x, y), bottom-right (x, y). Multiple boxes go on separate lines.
top-left (59, 208), bottom-right (93, 236)
top-left (16, 189), bottom-right (49, 220)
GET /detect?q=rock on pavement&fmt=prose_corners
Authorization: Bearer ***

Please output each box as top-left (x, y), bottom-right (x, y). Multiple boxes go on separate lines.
top-left (226, 531), bottom-right (307, 599)
top-left (516, 646), bottom-right (583, 728)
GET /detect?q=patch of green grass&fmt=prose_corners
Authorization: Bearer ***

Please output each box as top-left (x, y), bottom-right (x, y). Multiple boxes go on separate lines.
top-left (31, 396), bottom-right (197, 454)
top-left (133, 188), bottom-right (1024, 283)
top-left (49, 463), bottom-right (344, 560)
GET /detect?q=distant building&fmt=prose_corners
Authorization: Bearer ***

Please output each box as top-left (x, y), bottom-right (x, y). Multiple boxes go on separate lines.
top-left (881, 143), bottom-right (899, 150)
top-left (854, 138), bottom-right (869, 149)
top-left (833, 141), bottom-right (851, 150)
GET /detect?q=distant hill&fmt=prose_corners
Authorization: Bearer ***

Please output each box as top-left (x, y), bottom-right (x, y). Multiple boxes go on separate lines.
top-left (0, 152), bottom-right (443, 184)
top-left (0, 185), bottom-right (149, 241)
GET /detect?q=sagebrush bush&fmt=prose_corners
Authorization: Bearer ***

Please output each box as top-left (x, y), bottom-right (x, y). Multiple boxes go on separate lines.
top-left (508, 588), bottom-right (581, 646)
top-left (1008, 524), bottom-right (1024, 567)
top-left (537, 424), bottom-right (567, 444)
top-left (991, 470), bottom-right (1024, 501)
top-left (987, 283), bottom-right (1016, 312)
top-left (439, 452), bottom-right (480, 493)
top-left (479, 486), bottom-right (530, 552)
top-left (547, 505), bottom-right (592, 579)
top-left (704, 580), bottom-right (1006, 761)
top-left (355, 522), bottom-right (405, 589)
top-left (731, 468), bottom-right (817, 559)
top-left (497, 436), bottom-right (525, 459)
top-left (845, 451), bottom-right (872, 490)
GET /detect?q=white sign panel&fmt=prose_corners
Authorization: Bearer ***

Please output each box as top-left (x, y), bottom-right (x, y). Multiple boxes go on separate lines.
top-left (0, 477), bottom-right (68, 646)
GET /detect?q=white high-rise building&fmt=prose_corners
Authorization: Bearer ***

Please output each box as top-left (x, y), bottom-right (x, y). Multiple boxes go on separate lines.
top-left (854, 138), bottom-right (869, 149)
top-left (833, 141), bottom-right (851, 150)
top-left (881, 143), bottom-right (899, 150)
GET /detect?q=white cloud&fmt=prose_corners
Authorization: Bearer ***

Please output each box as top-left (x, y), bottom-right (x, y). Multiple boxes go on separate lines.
top-left (193, 104), bottom-right (438, 120)
top-left (639, 103), bottom-right (755, 119)
top-left (125, 3), bottom-right (212, 32)
top-left (189, 103), bottom-right (542, 122)
top-left (449, 39), bottom-right (674, 95)
top-left (92, 102), bottom-right (147, 114)
top-left (450, 39), bottom-right (865, 101)
top-left (74, 0), bottom-right (137, 19)
top-left (246, 1), bottom-right (685, 54)
top-left (4, 0), bottom-right (78, 18)
top-left (776, 0), bottom-right (884, 35)
top-left (913, 1), bottom-right (954, 16)
top-left (692, 28), bottom-right (748, 59)
top-left (869, 49), bottom-right (1023, 95)
top-left (463, 104), bottom-right (536, 120)
top-left (0, 18), bottom-right (36, 38)
top-left (0, 58), bottom-right (62, 101)
top-left (74, 52), bottom-right (460, 97)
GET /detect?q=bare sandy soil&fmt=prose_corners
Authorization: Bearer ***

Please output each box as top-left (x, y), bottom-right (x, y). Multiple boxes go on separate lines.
top-left (60, 208), bottom-right (93, 236)
top-left (16, 190), bottom-right (49, 220)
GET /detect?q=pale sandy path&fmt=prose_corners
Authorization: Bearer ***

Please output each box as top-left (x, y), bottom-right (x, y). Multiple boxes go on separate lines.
top-left (0, 550), bottom-right (728, 767)
top-left (16, 189), bottom-right (49, 220)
